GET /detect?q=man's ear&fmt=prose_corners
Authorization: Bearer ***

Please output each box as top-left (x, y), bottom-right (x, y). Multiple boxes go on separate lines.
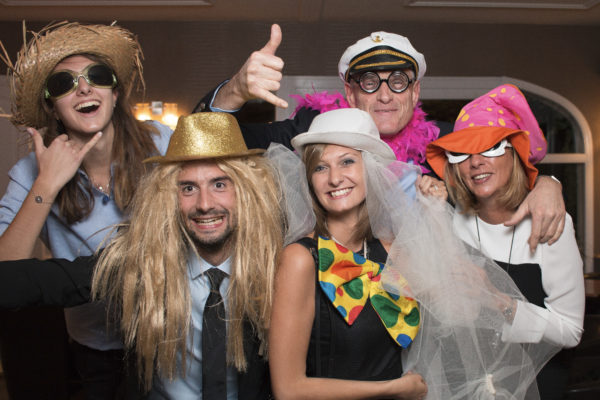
top-left (411, 80), bottom-right (421, 108)
top-left (344, 82), bottom-right (357, 107)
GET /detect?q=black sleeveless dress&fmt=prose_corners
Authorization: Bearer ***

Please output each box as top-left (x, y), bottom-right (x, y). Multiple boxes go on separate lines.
top-left (296, 237), bottom-right (404, 381)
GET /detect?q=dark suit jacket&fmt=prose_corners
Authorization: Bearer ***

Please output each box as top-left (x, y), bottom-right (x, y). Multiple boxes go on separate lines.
top-left (0, 255), bottom-right (272, 399)
top-left (195, 82), bottom-right (319, 151)
top-left (195, 82), bottom-right (451, 176)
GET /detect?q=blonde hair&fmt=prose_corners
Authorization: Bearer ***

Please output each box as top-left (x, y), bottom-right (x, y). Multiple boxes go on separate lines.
top-left (445, 148), bottom-right (529, 214)
top-left (302, 144), bottom-right (371, 243)
top-left (92, 155), bottom-right (283, 392)
top-left (216, 157), bottom-right (283, 368)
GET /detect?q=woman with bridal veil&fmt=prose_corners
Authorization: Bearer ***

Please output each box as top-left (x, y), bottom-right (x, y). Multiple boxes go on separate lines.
top-left (266, 107), bottom-right (561, 399)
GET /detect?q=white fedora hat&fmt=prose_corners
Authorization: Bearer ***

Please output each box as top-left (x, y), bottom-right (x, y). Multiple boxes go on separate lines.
top-left (291, 108), bottom-right (396, 161)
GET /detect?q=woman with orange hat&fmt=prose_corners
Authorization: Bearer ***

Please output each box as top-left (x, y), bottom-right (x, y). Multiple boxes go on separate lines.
top-left (267, 106), bottom-right (557, 399)
top-left (426, 84), bottom-right (585, 399)
top-left (0, 22), bottom-right (172, 399)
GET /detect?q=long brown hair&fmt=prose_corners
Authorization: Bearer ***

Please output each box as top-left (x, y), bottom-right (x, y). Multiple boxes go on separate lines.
top-left (44, 54), bottom-right (159, 224)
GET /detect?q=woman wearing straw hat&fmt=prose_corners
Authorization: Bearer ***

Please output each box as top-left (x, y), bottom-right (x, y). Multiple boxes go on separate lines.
top-left (426, 84), bottom-right (585, 399)
top-left (0, 22), bottom-right (172, 399)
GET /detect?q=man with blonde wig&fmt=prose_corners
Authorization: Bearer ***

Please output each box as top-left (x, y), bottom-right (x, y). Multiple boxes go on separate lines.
top-left (0, 112), bottom-right (289, 399)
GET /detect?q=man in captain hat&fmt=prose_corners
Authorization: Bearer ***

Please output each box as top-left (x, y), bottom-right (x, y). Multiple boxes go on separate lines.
top-left (195, 24), bottom-right (566, 252)
top-left (0, 112), bottom-right (286, 399)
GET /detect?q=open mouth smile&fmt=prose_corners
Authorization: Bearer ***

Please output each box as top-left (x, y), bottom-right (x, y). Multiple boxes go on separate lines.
top-left (472, 173), bottom-right (491, 183)
top-left (329, 188), bottom-right (352, 198)
top-left (192, 216), bottom-right (225, 229)
top-left (75, 100), bottom-right (100, 114)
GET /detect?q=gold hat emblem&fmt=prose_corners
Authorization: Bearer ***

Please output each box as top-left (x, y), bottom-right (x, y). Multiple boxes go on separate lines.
top-left (371, 33), bottom-right (383, 43)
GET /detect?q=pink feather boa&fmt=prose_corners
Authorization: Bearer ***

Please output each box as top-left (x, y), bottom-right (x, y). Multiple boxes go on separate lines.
top-left (290, 91), bottom-right (439, 173)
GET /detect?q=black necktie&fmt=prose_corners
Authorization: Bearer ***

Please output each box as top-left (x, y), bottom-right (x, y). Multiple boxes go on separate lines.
top-left (202, 267), bottom-right (228, 400)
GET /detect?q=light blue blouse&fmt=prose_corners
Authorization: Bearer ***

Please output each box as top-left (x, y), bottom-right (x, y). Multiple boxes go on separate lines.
top-left (0, 120), bottom-right (173, 350)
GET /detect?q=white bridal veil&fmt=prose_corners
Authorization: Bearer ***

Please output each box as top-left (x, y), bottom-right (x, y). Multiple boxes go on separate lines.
top-left (363, 151), bottom-right (559, 400)
top-left (267, 143), bottom-right (558, 399)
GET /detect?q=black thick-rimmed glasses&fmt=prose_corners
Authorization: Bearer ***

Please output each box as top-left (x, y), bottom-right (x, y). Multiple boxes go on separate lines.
top-left (44, 63), bottom-right (117, 100)
top-left (351, 70), bottom-right (415, 94)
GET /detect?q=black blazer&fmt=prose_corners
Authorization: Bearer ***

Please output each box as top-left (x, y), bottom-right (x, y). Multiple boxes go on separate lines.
top-left (195, 82), bottom-right (451, 176)
top-left (0, 255), bottom-right (272, 399)
top-left (195, 82), bottom-right (319, 151)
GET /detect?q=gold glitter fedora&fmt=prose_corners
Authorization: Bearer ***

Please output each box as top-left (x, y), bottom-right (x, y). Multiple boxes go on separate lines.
top-left (144, 113), bottom-right (264, 163)
top-left (0, 21), bottom-right (144, 129)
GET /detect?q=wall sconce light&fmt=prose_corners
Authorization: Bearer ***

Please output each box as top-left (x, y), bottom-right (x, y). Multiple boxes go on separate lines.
top-left (162, 103), bottom-right (179, 128)
top-left (135, 101), bottom-right (180, 129)
top-left (134, 102), bottom-right (151, 121)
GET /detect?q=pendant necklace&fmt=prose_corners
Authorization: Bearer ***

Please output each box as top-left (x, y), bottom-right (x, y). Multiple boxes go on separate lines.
top-left (90, 178), bottom-right (111, 205)
top-left (475, 215), bottom-right (515, 271)
top-left (326, 220), bottom-right (368, 259)
top-left (93, 181), bottom-right (110, 195)
top-left (330, 234), bottom-right (368, 260)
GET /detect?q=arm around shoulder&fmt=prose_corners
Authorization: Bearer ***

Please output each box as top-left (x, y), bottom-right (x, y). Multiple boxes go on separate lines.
top-left (240, 106), bottom-right (319, 150)
top-left (505, 175), bottom-right (565, 251)
top-left (0, 255), bottom-right (95, 308)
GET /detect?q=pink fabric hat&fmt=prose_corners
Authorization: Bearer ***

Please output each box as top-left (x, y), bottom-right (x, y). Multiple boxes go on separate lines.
top-left (454, 84), bottom-right (547, 163)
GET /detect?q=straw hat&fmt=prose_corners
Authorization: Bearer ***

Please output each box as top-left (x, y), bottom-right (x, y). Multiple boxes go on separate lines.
top-left (144, 113), bottom-right (264, 164)
top-left (1, 21), bottom-right (144, 129)
top-left (291, 108), bottom-right (396, 161)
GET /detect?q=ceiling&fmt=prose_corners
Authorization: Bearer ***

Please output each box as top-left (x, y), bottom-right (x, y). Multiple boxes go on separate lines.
top-left (1, 0), bottom-right (600, 25)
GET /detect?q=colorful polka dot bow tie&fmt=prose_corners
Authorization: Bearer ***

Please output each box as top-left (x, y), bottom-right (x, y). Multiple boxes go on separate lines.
top-left (318, 236), bottom-right (420, 348)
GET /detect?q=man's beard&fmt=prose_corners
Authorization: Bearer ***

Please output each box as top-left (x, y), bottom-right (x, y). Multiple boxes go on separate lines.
top-left (185, 210), bottom-right (235, 252)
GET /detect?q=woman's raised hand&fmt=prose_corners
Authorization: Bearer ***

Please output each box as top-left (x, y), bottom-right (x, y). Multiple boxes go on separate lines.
top-left (29, 127), bottom-right (103, 195)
